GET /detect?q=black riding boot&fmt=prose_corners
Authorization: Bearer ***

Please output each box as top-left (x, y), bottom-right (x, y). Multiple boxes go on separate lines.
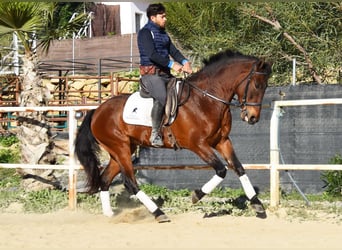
top-left (150, 100), bottom-right (164, 147)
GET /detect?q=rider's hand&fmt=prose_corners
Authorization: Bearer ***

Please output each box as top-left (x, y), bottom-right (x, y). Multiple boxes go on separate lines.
top-left (182, 61), bottom-right (193, 74)
top-left (172, 62), bottom-right (183, 73)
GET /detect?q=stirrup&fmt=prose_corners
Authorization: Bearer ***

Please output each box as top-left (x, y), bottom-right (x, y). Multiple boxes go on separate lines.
top-left (150, 132), bottom-right (164, 147)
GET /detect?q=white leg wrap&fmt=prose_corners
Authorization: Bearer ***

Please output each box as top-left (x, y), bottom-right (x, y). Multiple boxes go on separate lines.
top-left (100, 191), bottom-right (114, 217)
top-left (135, 190), bottom-right (158, 213)
top-left (239, 174), bottom-right (256, 200)
top-left (201, 175), bottom-right (224, 194)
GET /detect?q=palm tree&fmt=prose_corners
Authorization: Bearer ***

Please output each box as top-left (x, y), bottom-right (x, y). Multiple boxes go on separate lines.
top-left (0, 2), bottom-right (87, 184)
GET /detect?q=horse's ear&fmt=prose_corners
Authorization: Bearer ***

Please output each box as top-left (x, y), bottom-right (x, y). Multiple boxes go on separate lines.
top-left (257, 60), bottom-right (273, 74)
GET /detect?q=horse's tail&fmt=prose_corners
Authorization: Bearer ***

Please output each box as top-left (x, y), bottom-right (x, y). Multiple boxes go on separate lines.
top-left (74, 109), bottom-right (101, 193)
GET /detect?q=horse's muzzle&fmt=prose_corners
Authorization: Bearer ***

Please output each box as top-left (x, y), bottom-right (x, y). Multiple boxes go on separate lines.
top-left (241, 110), bottom-right (258, 125)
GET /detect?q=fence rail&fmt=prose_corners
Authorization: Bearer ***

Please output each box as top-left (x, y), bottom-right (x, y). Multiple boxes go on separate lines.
top-left (270, 98), bottom-right (342, 207)
top-left (0, 99), bottom-right (341, 209)
top-left (0, 75), bottom-right (140, 107)
top-left (0, 106), bottom-right (95, 209)
top-left (0, 75), bottom-right (139, 131)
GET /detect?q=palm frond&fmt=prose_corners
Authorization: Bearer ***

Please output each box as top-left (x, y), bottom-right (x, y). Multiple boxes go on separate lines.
top-left (38, 12), bottom-right (88, 54)
top-left (0, 2), bottom-right (47, 52)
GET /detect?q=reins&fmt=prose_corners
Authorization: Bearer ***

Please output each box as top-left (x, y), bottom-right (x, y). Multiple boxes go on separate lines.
top-left (185, 81), bottom-right (241, 107)
top-left (182, 62), bottom-right (268, 108)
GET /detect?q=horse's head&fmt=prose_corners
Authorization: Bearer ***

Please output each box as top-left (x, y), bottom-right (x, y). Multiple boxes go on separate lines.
top-left (236, 60), bottom-right (272, 125)
top-left (185, 50), bottom-right (272, 125)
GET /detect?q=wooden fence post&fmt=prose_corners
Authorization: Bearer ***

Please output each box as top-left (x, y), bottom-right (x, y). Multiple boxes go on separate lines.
top-left (270, 104), bottom-right (280, 207)
top-left (68, 108), bottom-right (77, 210)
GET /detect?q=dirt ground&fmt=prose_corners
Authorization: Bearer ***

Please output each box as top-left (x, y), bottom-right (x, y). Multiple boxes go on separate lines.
top-left (1, 140), bottom-right (340, 249)
top-left (0, 206), bottom-right (341, 249)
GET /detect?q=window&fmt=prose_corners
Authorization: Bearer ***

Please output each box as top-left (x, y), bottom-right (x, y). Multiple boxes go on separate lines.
top-left (135, 13), bottom-right (142, 33)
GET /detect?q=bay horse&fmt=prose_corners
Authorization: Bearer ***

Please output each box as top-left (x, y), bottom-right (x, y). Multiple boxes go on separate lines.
top-left (75, 49), bottom-right (272, 222)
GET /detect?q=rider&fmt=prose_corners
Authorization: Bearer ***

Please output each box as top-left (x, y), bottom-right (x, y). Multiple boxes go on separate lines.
top-left (137, 3), bottom-right (192, 147)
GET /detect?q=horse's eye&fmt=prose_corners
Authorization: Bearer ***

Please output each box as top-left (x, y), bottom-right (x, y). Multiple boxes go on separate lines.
top-left (254, 80), bottom-right (262, 89)
top-left (254, 79), bottom-right (267, 90)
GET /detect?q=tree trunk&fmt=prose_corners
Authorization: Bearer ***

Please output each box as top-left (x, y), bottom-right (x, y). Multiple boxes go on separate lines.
top-left (16, 53), bottom-right (58, 189)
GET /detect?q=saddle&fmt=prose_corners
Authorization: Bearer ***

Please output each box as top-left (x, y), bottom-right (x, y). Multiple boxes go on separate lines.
top-left (139, 77), bottom-right (183, 126)
top-left (123, 78), bottom-right (184, 150)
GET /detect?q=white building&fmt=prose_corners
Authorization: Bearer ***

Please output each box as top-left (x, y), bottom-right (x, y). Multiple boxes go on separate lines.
top-left (102, 2), bottom-right (149, 35)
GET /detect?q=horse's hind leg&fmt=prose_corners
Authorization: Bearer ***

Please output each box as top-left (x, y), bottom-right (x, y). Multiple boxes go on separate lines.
top-left (105, 143), bottom-right (170, 223)
top-left (98, 157), bottom-right (121, 217)
top-left (216, 139), bottom-right (267, 219)
top-left (120, 163), bottom-right (171, 223)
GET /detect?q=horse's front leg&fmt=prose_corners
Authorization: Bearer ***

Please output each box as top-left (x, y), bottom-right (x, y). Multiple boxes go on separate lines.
top-left (191, 147), bottom-right (228, 204)
top-left (215, 138), bottom-right (267, 219)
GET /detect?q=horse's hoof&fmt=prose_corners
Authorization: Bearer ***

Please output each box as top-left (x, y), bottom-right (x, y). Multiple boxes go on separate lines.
top-left (250, 196), bottom-right (267, 219)
top-left (156, 214), bottom-right (171, 223)
top-left (103, 211), bottom-right (114, 217)
top-left (191, 189), bottom-right (205, 204)
top-left (256, 211), bottom-right (267, 219)
top-left (191, 191), bottom-right (199, 204)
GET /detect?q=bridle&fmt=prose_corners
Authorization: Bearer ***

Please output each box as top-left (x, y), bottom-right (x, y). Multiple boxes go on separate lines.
top-left (184, 62), bottom-right (268, 108)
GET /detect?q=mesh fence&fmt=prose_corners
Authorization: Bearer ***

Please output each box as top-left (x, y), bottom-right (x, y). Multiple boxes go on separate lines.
top-left (135, 84), bottom-right (342, 193)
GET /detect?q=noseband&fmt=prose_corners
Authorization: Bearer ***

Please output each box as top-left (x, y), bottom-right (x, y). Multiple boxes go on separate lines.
top-left (186, 62), bottom-right (268, 108)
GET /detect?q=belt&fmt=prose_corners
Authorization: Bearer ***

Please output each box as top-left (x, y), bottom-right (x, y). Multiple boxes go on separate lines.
top-left (139, 65), bottom-right (170, 76)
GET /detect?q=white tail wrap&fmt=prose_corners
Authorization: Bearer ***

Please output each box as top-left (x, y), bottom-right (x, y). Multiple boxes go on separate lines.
top-left (136, 190), bottom-right (158, 213)
top-left (239, 174), bottom-right (256, 199)
top-left (100, 191), bottom-right (114, 217)
top-left (201, 175), bottom-right (224, 194)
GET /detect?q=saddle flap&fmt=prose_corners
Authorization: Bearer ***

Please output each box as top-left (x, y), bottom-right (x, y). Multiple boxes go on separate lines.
top-left (164, 78), bottom-right (181, 126)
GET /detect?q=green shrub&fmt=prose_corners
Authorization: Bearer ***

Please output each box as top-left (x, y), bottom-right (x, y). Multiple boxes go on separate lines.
top-left (0, 135), bottom-right (20, 163)
top-left (0, 148), bottom-right (19, 163)
top-left (321, 154), bottom-right (342, 197)
top-left (23, 189), bottom-right (68, 213)
top-left (129, 82), bottom-right (140, 93)
top-left (0, 169), bottom-right (21, 188)
top-left (0, 168), bottom-right (23, 210)
top-left (0, 135), bottom-right (19, 147)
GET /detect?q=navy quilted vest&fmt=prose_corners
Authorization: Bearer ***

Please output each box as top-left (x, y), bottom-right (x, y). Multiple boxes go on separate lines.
top-left (138, 20), bottom-right (170, 66)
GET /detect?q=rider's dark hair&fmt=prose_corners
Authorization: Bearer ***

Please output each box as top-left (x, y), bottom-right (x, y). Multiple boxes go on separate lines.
top-left (146, 3), bottom-right (166, 19)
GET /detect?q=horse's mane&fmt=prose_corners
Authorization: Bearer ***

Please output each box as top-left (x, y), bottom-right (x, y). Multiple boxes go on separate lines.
top-left (196, 49), bottom-right (259, 76)
top-left (204, 49), bottom-right (257, 65)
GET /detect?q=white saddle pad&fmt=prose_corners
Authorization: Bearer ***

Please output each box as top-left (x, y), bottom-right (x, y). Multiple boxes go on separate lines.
top-left (123, 92), bottom-right (153, 127)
